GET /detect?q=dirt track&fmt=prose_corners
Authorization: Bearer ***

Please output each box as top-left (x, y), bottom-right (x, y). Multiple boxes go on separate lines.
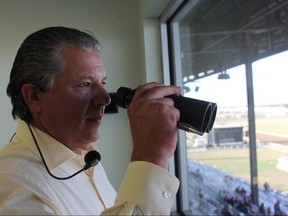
top-left (256, 131), bottom-right (288, 145)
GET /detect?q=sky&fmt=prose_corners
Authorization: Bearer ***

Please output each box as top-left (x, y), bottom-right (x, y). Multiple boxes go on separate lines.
top-left (184, 51), bottom-right (288, 108)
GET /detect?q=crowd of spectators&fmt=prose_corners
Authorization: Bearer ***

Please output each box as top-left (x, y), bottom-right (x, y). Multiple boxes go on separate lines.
top-left (188, 162), bottom-right (288, 216)
top-left (218, 185), bottom-right (287, 216)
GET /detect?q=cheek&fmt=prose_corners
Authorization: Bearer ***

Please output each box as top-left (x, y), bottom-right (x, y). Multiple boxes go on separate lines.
top-left (43, 94), bottom-right (88, 120)
top-left (59, 99), bottom-right (88, 118)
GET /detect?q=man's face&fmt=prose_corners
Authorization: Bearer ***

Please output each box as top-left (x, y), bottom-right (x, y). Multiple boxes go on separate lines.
top-left (35, 46), bottom-right (110, 151)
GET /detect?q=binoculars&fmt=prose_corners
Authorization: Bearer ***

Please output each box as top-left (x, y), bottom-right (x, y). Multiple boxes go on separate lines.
top-left (112, 87), bottom-right (217, 136)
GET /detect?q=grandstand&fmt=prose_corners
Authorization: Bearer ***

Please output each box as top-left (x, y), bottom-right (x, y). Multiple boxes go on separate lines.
top-left (187, 160), bottom-right (288, 215)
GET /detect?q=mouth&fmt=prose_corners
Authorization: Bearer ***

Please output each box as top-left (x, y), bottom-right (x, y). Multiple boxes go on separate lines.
top-left (86, 114), bottom-right (103, 123)
top-left (87, 116), bottom-right (102, 121)
top-left (86, 107), bottom-right (105, 123)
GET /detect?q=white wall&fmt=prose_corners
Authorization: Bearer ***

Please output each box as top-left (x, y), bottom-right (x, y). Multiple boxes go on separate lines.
top-left (0, 0), bottom-right (169, 189)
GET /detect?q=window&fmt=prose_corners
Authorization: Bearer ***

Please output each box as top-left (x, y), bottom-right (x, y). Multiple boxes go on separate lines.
top-left (161, 0), bottom-right (288, 215)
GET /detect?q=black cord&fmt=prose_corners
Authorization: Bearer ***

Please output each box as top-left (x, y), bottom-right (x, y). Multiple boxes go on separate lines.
top-left (27, 123), bottom-right (85, 180)
top-left (9, 132), bottom-right (16, 143)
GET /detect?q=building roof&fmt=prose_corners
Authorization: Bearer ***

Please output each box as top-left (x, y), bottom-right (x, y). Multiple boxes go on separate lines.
top-left (180, 0), bottom-right (288, 82)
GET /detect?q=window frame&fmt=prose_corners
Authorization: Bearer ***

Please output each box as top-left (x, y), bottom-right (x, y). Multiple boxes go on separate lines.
top-left (160, 1), bottom-right (194, 213)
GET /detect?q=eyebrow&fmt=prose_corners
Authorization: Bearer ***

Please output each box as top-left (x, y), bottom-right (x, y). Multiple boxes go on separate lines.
top-left (79, 74), bottom-right (107, 81)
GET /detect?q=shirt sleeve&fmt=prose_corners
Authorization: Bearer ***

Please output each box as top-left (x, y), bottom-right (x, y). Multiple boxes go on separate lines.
top-left (102, 161), bottom-right (179, 215)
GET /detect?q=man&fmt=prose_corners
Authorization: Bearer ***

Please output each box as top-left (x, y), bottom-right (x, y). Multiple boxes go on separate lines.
top-left (0, 27), bottom-right (182, 215)
top-left (274, 200), bottom-right (286, 216)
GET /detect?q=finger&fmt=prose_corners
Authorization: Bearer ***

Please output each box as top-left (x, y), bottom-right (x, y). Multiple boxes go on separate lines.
top-left (147, 98), bottom-right (180, 122)
top-left (153, 97), bottom-right (175, 107)
top-left (133, 82), bottom-right (163, 98)
top-left (135, 84), bottom-right (182, 100)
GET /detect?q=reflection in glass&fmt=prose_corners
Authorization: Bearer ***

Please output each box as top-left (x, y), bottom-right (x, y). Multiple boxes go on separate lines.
top-left (176, 0), bottom-right (288, 215)
top-left (253, 52), bottom-right (288, 214)
top-left (184, 68), bottom-right (250, 215)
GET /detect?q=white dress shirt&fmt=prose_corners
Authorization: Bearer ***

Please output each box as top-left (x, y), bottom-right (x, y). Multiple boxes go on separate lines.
top-left (0, 120), bottom-right (179, 215)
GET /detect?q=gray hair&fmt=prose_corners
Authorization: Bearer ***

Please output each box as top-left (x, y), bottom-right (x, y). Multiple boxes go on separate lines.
top-left (6, 26), bottom-right (101, 122)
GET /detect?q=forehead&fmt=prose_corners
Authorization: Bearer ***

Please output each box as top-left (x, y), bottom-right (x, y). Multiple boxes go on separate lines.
top-left (61, 45), bottom-right (103, 64)
top-left (60, 46), bottom-right (106, 77)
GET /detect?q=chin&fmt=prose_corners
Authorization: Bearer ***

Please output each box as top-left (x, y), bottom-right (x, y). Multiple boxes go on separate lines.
top-left (79, 125), bottom-right (100, 144)
top-left (87, 131), bottom-right (100, 142)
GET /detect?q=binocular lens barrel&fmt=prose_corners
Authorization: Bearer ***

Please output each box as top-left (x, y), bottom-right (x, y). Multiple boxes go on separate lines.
top-left (114, 87), bottom-right (217, 135)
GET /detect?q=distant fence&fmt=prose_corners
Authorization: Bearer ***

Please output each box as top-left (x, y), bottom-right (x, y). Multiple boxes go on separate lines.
top-left (188, 142), bottom-right (288, 153)
top-left (263, 142), bottom-right (288, 154)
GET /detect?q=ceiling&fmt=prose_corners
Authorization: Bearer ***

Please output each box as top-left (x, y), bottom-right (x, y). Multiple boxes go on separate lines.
top-left (180, 0), bottom-right (288, 82)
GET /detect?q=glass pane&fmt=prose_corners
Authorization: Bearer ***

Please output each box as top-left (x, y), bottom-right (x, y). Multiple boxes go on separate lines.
top-left (175, 0), bottom-right (288, 215)
top-left (183, 68), bottom-right (250, 216)
top-left (253, 51), bottom-right (288, 214)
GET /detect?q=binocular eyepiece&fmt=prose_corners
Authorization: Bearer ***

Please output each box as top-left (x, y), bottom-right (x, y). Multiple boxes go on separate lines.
top-left (114, 87), bottom-right (217, 135)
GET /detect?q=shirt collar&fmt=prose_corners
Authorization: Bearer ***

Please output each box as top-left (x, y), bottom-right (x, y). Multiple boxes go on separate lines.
top-left (16, 119), bottom-right (86, 171)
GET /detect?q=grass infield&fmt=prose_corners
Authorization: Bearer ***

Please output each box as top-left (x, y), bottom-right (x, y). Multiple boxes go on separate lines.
top-left (187, 147), bottom-right (288, 192)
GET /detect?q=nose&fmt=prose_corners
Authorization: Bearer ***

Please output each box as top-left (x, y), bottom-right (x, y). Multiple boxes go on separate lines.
top-left (93, 85), bottom-right (111, 107)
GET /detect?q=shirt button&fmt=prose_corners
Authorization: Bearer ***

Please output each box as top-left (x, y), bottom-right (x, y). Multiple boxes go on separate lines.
top-left (163, 191), bottom-right (172, 199)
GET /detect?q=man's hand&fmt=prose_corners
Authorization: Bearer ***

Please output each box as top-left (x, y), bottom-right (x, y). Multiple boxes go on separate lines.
top-left (127, 82), bottom-right (182, 169)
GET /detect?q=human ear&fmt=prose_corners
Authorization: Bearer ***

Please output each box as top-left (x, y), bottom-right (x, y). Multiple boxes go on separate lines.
top-left (21, 83), bottom-right (42, 114)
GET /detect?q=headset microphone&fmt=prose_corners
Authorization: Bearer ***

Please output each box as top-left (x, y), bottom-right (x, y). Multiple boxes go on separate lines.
top-left (27, 123), bottom-right (101, 180)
